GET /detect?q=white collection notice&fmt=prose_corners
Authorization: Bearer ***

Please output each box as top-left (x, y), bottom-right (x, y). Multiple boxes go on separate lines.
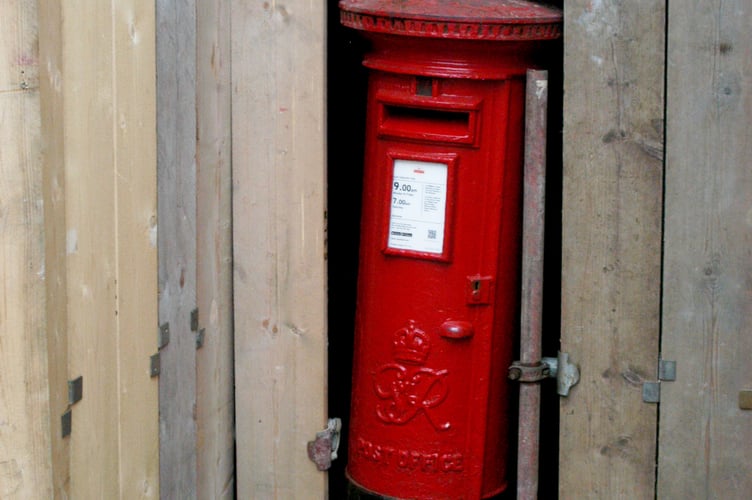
top-left (387, 159), bottom-right (448, 255)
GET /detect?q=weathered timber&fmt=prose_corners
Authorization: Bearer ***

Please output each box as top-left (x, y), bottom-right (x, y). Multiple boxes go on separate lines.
top-left (658, 0), bottom-right (752, 496)
top-left (560, 2), bottom-right (665, 498)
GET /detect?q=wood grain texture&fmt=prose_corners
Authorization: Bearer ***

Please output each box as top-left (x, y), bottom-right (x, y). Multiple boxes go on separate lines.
top-left (231, 0), bottom-right (328, 497)
top-left (38, 1), bottom-right (159, 497)
top-left (112, 2), bottom-right (160, 497)
top-left (156, 0), bottom-right (198, 497)
top-left (559, 2), bottom-right (665, 498)
top-left (63, 3), bottom-right (121, 495)
top-left (38, 0), bottom-right (71, 494)
top-left (658, 1), bottom-right (752, 496)
top-left (196, 0), bottom-right (235, 497)
top-left (0, 2), bottom-right (53, 497)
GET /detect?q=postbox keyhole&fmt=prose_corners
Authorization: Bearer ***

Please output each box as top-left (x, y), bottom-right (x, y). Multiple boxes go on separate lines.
top-left (415, 76), bottom-right (434, 97)
top-left (466, 275), bottom-right (493, 305)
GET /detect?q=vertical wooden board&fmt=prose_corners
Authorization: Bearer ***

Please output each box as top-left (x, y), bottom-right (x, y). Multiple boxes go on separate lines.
top-left (659, 1), bottom-right (752, 497)
top-left (38, 1), bottom-right (159, 497)
top-left (559, 2), bottom-right (665, 498)
top-left (156, 0), bottom-right (198, 497)
top-left (112, 1), bottom-right (159, 497)
top-left (232, 1), bottom-right (328, 497)
top-left (0, 2), bottom-right (52, 497)
top-left (37, 0), bottom-right (71, 495)
top-left (196, 0), bottom-right (235, 497)
top-left (62, 2), bottom-right (120, 497)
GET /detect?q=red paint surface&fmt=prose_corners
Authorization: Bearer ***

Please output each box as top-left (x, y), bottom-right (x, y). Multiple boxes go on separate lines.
top-left (341, 1), bottom-right (561, 498)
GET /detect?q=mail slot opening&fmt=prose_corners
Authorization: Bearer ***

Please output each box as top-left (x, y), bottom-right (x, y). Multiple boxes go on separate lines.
top-left (380, 103), bottom-right (475, 144)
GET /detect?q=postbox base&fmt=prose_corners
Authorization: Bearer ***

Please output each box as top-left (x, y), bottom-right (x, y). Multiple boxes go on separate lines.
top-left (346, 474), bottom-right (510, 500)
top-left (346, 477), bottom-right (399, 500)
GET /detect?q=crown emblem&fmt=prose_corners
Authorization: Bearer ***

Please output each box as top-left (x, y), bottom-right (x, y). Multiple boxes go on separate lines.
top-left (392, 320), bottom-right (430, 365)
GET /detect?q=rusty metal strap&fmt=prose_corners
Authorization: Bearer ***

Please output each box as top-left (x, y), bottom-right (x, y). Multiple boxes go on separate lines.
top-left (508, 361), bottom-right (550, 383)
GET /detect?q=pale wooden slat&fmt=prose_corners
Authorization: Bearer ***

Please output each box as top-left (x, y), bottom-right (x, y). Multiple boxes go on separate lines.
top-left (38, 1), bottom-right (159, 497)
top-left (658, 1), bottom-right (752, 496)
top-left (38, 0), bottom-right (71, 494)
top-left (60, 2), bottom-right (120, 496)
top-left (196, 0), bottom-right (235, 497)
top-left (156, 0), bottom-right (199, 496)
top-left (559, 2), bottom-right (665, 498)
top-left (0, 2), bottom-right (52, 497)
top-left (112, 1), bottom-right (160, 497)
top-left (231, 1), bottom-right (328, 497)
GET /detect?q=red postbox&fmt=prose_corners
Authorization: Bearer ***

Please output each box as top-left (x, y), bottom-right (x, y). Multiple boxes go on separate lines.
top-left (340, 1), bottom-right (561, 498)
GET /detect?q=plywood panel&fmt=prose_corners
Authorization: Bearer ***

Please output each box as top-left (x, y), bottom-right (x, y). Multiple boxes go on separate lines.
top-left (0, 2), bottom-right (52, 497)
top-left (196, 0), bottom-right (235, 497)
top-left (658, 1), bottom-right (752, 496)
top-left (156, 0), bottom-right (198, 497)
top-left (559, 2), bottom-right (665, 498)
top-left (231, 1), bottom-right (328, 497)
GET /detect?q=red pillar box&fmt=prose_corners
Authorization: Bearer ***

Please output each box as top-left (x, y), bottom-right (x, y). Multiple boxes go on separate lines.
top-left (340, 1), bottom-right (561, 498)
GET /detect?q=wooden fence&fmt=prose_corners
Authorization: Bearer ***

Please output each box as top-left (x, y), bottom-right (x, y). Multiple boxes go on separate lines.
top-left (3, 0), bottom-right (158, 497)
top-left (1, 0), bottom-right (750, 498)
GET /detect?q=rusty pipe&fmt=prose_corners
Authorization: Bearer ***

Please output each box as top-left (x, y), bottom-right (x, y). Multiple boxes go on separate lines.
top-left (516, 68), bottom-right (549, 500)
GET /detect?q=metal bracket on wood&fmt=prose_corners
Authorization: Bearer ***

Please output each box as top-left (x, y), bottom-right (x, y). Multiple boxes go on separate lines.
top-left (190, 308), bottom-right (199, 332)
top-left (62, 375), bottom-right (84, 438)
top-left (740, 390), bottom-right (752, 410)
top-left (658, 359), bottom-right (676, 381)
top-left (190, 308), bottom-right (205, 349)
top-left (61, 410), bottom-right (72, 438)
top-left (196, 328), bottom-right (205, 349)
top-left (642, 382), bottom-right (661, 403)
top-left (158, 322), bottom-right (170, 349)
top-left (68, 376), bottom-right (83, 405)
top-left (643, 359), bottom-right (676, 403)
top-left (307, 418), bottom-right (342, 471)
top-left (508, 351), bottom-right (580, 397)
top-left (150, 353), bottom-right (160, 378)
top-left (554, 352), bottom-right (580, 396)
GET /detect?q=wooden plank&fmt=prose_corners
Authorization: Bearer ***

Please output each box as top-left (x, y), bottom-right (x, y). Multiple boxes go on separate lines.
top-left (559, 2), bottom-right (665, 498)
top-left (0, 2), bottom-right (53, 497)
top-left (156, 0), bottom-right (198, 497)
top-left (112, 2), bottom-right (160, 497)
top-left (231, 1), bottom-right (328, 497)
top-left (196, 0), bottom-right (235, 497)
top-left (62, 3), bottom-right (121, 495)
top-left (658, 1), bottom-right (752, 496)
top-left (38, 1), bottom-right (159, 497)
top-left (37, 0), bottom-right (71, 495)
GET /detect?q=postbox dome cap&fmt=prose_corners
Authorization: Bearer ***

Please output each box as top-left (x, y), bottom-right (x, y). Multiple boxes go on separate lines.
top-left (340, 0), bottom-right (562, 41)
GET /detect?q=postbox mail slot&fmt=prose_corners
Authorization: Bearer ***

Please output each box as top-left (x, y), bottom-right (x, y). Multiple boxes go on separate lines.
top-left (380, 104), bottom-right (473, 144)
top-left (377, 92), bottom-right (481, 146)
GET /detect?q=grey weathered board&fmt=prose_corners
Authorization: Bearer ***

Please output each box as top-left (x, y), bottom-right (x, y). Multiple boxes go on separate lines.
top-left (559, 2), bottom-right (666, 498)
top-left (658, 0), bottom-right (752, 496)
top-left (157, 0), bottom-right (198, 497)
top-left (196, 0), bottom-right (235, 497)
